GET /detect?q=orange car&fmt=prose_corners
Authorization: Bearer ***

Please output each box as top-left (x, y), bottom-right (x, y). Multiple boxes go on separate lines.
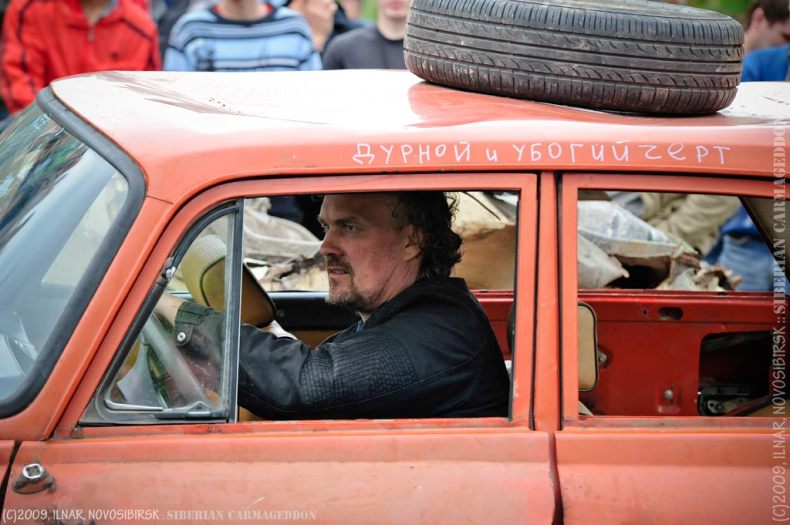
top-left (0, 70), bottom-right (786, 524)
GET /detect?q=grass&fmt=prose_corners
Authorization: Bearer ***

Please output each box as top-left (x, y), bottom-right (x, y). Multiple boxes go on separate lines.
top-left (355, 0), bottom-right (750, 23)
top-left (688, 0), bottom-right (750, 20)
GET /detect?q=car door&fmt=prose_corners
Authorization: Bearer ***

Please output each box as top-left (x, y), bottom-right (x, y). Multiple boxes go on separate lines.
top-left (4, 173), bottom-right (557, 523)
top-left (0, 101), bottom-right (149, 521)
top-left (0, 442), bottom-right (13, 497)
top-left (553, 172), bottom-right (786, 524)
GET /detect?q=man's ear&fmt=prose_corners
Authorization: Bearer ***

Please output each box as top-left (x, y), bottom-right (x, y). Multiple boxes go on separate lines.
top-left (402, 225), bottom-right (424, 261)
top-left (752, 6), bottom-right (767, 27)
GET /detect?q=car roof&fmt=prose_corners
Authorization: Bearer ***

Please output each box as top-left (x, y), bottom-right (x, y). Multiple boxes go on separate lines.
top-left (51, 70), bottom-right (787, 201)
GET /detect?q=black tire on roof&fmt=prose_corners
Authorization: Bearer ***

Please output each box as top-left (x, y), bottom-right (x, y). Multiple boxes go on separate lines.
top-left (404, 0), bottom-right (744, 115)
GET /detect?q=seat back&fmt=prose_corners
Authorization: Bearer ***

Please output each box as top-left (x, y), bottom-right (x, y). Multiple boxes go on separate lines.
top-left (577, 302), bottom-right (599, 391)
top-left (181, 234), bottom-right (275, 327)
top-left (507, 302), bottom-right (599, 391)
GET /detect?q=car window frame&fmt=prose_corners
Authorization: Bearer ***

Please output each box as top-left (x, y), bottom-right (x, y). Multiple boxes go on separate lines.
top-left (0, 89), bottom-right (145, 419)
top-left (65, 172), bottom-right (538, 437)
top-left (560, 172), bottom-right (781, 429)
top-left (84, 201), bottom-right (243, 425)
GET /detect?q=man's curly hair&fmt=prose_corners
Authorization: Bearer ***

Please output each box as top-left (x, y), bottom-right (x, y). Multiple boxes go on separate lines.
top-left (391, 191), bottom-right (462, 280)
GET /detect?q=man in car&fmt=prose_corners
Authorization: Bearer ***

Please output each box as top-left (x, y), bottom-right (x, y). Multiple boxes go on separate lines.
top-left (157, 191), bottom-right (510, 419)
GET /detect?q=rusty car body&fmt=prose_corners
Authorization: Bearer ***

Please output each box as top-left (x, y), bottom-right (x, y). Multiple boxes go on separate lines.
top-left (0, 70), bottom-right (787, 524)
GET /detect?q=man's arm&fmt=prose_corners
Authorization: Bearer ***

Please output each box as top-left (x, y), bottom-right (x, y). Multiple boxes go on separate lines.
top-left (234, 323), bottom-right (419, 419)
top-left (299, 50), bottom-right (323, 71)
top-left (169, 300), bottom-right (415, 418)
top-left (321, 37), bottom-right (345, 70)
top-left (155, 292), bottom-right (295, 339)
top-left (649, 194), bottom-right (740, 253)
top-left (162, 14), bottom-right (197, 71)
top-left (155, 292), bottom-right (186, 324)
top-left (0, 0), bottom-right (48, 113)
top-left (174, 289), bottom-right (504, 420)
top-left (163, 45), bottom-right (191, 71)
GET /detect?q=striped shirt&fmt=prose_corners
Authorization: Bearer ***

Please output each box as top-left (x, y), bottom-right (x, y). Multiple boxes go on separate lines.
top-left (164, 5), bottom-right (321, 72)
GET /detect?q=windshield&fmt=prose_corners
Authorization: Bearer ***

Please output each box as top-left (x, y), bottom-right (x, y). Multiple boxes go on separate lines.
top-left (0, 106), bottom-right (129, 405)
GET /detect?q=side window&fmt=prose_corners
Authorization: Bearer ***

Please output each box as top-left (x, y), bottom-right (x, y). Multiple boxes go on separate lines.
top-left (574, 189), bottom-right (785, 418)
top-left (236, 191), bottom-right (518, 422)
top-left (239, 191), bottom-right (518, 380)
top-left (85, 211), bottom-right (238, 423)
top-left (86, 186), bottom-right (532, 426)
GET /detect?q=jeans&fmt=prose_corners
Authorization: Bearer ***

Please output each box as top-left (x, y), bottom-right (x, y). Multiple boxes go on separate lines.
top-left (716, 234), bottom-right (786, 292)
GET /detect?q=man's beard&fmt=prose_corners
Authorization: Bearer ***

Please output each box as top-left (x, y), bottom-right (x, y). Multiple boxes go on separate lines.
top-left (325, 255), bottom-right (376, 314)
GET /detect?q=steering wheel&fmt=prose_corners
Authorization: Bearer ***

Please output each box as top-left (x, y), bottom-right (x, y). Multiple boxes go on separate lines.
top-left (0, 308), bottom-right (36, 398)
top-left (132, 233), bottom-right (277, 410)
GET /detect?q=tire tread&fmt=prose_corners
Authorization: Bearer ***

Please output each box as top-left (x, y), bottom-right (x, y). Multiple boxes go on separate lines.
top-left (405, 0), bottom-right (743, 114)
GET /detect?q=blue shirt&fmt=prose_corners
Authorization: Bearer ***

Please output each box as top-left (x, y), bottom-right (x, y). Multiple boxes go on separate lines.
top-left (741, 44), bottom-right (790, 82)
top-left (164, 6), bottom-right (321, 72)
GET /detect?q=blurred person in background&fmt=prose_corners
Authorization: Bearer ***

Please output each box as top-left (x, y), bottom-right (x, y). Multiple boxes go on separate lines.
top-left (322, 0), bottom-right (408, 69)
top-left (285, 0), bottom-right (335, 52)
top-left (286, 0), bottom-right (365, 53)
top-left (741, 0), bottom-right (790, 80)
top-left (629, 1), bottom-right (790, 287)
top-left (0, 0), bottom-right (9, 129)
top-left (743, 0), bottom-right (790, 54)
top-left (164, 0), bottom-right (320, 71)
top-left (0, 0), bottom-right (160, 115)
top-left (639, 193), bottom-right (740, 256)
top-left (156, 0), bottom-right (215, 58)
top-left (339, 0), bottom-right (361, 19)
top-left (164, 0), bottom-right (320, 224)
top-left (703, 0), bottom-right (790, 291)
top-left (742, 39), bottom-right (790, 79)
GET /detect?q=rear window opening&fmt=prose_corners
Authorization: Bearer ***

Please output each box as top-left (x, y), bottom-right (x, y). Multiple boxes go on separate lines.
top-left (575, 189), bottom-right (785, 418)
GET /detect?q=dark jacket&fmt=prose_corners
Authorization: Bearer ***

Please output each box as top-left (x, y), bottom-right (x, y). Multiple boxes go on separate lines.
top-left (176, 278), bottom-right (509, 419)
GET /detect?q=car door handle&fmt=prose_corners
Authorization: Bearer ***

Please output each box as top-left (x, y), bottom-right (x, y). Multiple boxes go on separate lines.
top-left (12, 463), bottom-right (55, 494)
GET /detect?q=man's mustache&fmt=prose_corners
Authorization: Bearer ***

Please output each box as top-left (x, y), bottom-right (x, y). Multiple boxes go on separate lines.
top-left (324, 255), bottom-right (353, 274)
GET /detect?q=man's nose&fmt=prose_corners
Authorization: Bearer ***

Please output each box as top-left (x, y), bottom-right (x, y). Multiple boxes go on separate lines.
top-left (319, 230), bottom-right (339, 257)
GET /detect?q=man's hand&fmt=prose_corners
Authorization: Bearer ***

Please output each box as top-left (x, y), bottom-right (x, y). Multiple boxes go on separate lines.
top-left (260, 320), bottom-right (297, 340)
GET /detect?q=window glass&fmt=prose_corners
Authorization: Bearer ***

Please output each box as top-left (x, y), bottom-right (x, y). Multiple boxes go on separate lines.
top-left (0, 106), bottom-right (128, 404)
top-left (576, 190), bottom-right (784, 417)
top-left (100, 215), bottom-right (234, 419)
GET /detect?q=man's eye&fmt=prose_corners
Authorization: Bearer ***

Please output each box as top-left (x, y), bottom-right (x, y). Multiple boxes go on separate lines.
top-left (342, 224), bottom-right (357, 233)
